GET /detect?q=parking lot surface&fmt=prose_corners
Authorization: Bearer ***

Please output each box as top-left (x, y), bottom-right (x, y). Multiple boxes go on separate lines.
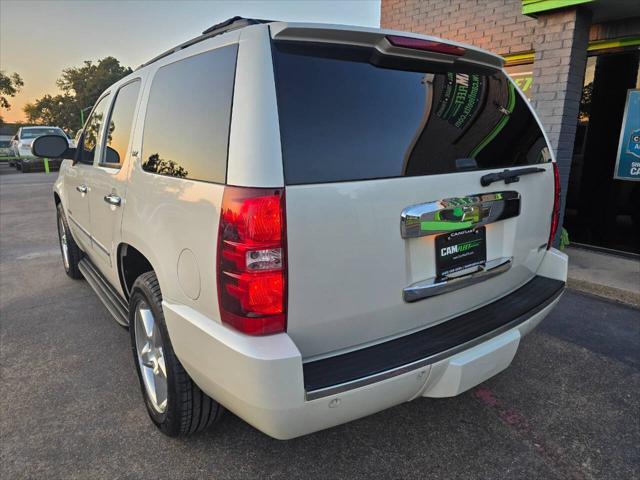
top-left (1, 164), bottom-right (639, 479)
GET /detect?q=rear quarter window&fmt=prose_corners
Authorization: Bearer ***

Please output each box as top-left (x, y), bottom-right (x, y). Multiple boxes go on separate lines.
top-left (141, 45), bottom-right (238, 183)
top-left (272, 42), bottom-right (550, 185)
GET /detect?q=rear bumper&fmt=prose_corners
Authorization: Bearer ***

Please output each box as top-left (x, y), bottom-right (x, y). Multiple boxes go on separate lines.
top-left (164, 248), bottom-right (568, 439)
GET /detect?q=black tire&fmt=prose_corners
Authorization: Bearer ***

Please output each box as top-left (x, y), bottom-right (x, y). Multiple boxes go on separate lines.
top-left (21, 162), bottom-right (30, 173)
top-left (129, 271), bottom-right (223, 437)
top-left (56, 203), bottom-right (83, 279)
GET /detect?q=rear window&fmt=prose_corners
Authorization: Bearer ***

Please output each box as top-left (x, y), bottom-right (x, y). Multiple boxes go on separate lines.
top-left (141, 45), bottom-right (238, 183)
top-left (272, 42), bottom-right (550, 185)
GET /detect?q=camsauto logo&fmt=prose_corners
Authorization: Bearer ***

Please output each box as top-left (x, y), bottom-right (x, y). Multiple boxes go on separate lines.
top-left (440, 239), bottom-right (481, 257)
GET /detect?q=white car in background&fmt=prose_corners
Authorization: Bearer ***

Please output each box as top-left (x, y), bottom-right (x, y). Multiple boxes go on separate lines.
top-left (11, 126), bottom-right (73, 158)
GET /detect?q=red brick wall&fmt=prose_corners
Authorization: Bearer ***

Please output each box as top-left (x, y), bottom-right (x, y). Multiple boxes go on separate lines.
top-left (529, 7), bottom-right (591, 235)
top-left (380, 0), bottom-right (537, 55)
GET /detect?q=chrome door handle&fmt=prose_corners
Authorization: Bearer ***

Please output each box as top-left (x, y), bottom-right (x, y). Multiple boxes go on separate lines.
top-left (104, 194), bottom-right (121, 207)
top-left (76, 185), bottom-right (87, 194)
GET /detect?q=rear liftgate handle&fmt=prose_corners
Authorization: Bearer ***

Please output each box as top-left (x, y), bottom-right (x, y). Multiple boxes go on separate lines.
top-left (400, 191), bottom-right (520, 301)
top-left (400, 191), bottom-right (520, 239)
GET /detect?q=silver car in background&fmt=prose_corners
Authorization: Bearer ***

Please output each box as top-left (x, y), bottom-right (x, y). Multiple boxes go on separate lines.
top-left (11, 126), bottom-right (74, 172)
top-left (11, 126), bottom-right (73, 158)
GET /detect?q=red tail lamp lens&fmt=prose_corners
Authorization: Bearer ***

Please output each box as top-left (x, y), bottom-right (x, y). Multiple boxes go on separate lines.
top-left (386, 35), bottom-right (466, 56)
top-left (225, 272), bottom-right (284, 315)
top-left (238, 195), bottom-right (282, 242)
top-left (547, 163), bottom-right (561, 249)
top-left (217, 187), bottom-right (286, 335)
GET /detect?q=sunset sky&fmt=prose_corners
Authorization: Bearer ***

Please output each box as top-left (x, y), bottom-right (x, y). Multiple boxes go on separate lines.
top-left (0, 0), bottom-right (380, 123)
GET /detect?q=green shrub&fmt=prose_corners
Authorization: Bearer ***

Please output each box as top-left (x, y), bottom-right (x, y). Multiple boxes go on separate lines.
top-left (559, 228), bottom-right (570, 250)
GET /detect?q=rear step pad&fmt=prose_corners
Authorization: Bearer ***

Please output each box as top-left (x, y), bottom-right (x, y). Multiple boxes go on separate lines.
top-left (303, 275), bottom-right (564, 399)
top-left (78, 258), bottom-right (129, 327)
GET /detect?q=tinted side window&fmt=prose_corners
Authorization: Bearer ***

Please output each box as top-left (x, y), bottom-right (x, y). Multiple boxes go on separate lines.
top-left (102, 80), bottom-right (141, 166)
top-left (141, 45), bottom-right (238, 183)
top-left (79, 95), bottom-right (110, 164)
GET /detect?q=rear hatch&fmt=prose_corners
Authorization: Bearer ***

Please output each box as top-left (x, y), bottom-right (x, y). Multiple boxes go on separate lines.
top-left (271, 27), bottom-right (555, 359)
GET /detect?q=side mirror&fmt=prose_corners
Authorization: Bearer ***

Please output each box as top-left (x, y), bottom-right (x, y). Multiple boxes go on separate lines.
top-left (31, 135), bottom-right (75, 159)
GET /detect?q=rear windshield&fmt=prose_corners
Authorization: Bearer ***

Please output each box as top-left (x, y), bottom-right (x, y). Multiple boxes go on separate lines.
top-left (21, 128), bottom-right (65, 139)
top-left (272, 42), bottom-right (550, 185)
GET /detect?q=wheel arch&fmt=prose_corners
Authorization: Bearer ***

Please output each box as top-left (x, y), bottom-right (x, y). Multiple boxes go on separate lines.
top-left (118, 243), bottom-right (155, 300)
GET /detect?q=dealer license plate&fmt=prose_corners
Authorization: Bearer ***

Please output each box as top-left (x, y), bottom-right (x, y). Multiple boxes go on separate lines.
top-left (435, 227), bottom-right (487, 280)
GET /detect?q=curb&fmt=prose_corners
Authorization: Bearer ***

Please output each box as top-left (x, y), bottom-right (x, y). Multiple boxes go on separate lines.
top-left (567, 277), bottom-right (640, 309)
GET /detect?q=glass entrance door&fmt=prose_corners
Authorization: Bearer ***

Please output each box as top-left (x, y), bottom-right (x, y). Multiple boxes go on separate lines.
top-left (564, 49), bottom-right (640, 254)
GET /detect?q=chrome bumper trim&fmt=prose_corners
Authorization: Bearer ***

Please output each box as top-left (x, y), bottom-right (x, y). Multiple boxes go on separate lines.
top-left (403, 257), bottom-right (512, 302)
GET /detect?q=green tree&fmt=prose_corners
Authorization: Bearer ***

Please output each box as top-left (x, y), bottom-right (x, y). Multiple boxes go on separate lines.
top-left (145, 153), bottom-right (188, 179)
top-left (57, 56), bottom-right (132, 113)
top-left (23, 57), bottom-right (131, 132)
top-left (23, 94), bottom-right (78, 128)
top-left (0, 71), bottom-right (24, 124)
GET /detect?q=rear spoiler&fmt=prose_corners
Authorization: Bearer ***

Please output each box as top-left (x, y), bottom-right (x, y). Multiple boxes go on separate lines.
top-left (269, 23), bottom-right (504, 72)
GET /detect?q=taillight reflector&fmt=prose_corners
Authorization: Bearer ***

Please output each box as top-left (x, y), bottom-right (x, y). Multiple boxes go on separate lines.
top-left (217, 187), bottom-right (286, 335)
top-left (547, 163), bottom-right (561, 249)
top-left (386, 35), bottom-right (466, 56)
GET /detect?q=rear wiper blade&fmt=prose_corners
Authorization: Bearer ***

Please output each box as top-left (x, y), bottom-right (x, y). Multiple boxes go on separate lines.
top-left (480, 167), bottom-right (546, 187)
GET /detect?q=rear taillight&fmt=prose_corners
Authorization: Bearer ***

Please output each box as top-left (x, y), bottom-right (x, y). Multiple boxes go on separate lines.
top-left (386, 35), bottom-right (466, 56)
top-left (217, 187), bottom-right (287, 335)
top-left (547, 163), bottom-right (561, 249)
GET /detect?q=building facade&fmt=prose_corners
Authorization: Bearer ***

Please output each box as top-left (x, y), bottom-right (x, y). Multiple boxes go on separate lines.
top-left (381, 0), bottom-right (640, 253)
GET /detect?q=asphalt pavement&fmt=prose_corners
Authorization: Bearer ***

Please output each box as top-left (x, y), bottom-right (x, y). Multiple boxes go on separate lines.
top-left (1, 163), bottom-right (639, 480)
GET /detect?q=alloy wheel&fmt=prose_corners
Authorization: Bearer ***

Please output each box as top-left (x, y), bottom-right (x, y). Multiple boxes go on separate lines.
top-left (134, 302), bottom-right (168, 414)
top-left (58, 216), bottom-right (70, 270)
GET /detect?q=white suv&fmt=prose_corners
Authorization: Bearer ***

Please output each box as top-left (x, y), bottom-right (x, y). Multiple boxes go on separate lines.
top-left (32, 17), bottom-right (568, 439)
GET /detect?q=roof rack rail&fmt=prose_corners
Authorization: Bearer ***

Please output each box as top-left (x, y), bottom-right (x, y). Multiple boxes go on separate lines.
top-left (137, 16), bottom-right (274, 70)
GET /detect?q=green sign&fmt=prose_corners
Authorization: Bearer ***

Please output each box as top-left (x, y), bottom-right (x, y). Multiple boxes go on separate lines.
top-left (510, 72), bottom-right (533, 99)
top-left (522, 0), bottom-right (593, 16)
top-left (614, 89), bottom-right (640, 182)
top-left (436, 73), bottom-right (484, 129)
